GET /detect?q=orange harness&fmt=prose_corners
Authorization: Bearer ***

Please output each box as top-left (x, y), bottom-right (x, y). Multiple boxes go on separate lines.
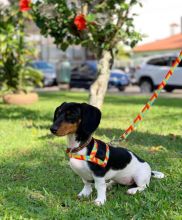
top-left (66, 139), bottom-right (110, 168)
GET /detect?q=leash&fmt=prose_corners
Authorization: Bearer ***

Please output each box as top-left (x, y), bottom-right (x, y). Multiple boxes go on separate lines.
top-left (118, 50), bottom-right (182, 142)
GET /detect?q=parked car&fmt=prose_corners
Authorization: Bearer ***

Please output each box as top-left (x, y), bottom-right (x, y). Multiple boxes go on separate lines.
top-left (127, 66), bottom-right (138, 85)
top-left (69, 61), bottom-right (130, 91)
top-left (109, 69), bottom-right (130, 91)
top-left (135, 54), bottom-right (182, 93)
top-left (29, 60), bottom-right (56, 86)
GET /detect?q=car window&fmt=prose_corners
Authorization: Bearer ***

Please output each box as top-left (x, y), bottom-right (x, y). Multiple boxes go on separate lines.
top-left (80, 64), bottom-right (91, 73)
top-left (179, 60), bottom-right (182, 67)
top-left (111, 73), bottom-right (124, 77)
top-left (34, 62), bottom-right (53, 69)
top-left (147, 57), bottom-right (170, 66)
top-left (71, 64), bottom-right (86, 72)
top-left (80, 63), bottom-right (96, 74)
top-left (86, 61), bottom-right (97, 71)
top-left (170, 57), bottom-right (182, 67)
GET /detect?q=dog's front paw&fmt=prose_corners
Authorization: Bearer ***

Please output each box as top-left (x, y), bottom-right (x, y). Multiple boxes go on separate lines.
top-left (94, 198), bottom-right (106, 206)
top-left (78, 188), bottom-right (92, 198)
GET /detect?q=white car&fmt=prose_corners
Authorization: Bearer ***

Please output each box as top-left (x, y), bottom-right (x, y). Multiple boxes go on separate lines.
top-left (135, 54), bottom-right (182, 93)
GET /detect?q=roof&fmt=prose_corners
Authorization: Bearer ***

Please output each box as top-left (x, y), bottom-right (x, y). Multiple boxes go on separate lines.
top-left (134, 33), bottom-right (182, 53)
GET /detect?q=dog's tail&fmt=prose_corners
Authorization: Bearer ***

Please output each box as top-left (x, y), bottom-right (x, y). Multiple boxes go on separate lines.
top-left (151, 171), bottom-right (165, 179)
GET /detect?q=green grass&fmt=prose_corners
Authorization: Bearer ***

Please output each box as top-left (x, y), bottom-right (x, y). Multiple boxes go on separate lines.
top-left (0, 91), bottom-right (182, 220)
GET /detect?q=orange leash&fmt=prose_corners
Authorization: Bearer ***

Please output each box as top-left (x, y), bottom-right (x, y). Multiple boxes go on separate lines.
top-left (120, 50), bottom-right (182, 141)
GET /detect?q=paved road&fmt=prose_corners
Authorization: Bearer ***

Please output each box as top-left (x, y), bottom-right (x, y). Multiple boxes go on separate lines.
top-left (36, 85), bottom-right (182, 98)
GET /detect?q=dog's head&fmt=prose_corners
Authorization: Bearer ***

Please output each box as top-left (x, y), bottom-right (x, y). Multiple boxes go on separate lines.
top-left (50, 102), bottom-right (101, 138)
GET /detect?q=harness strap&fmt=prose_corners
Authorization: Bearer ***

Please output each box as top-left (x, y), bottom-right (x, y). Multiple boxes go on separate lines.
top-left (67, 140), bottom-right (110, 168)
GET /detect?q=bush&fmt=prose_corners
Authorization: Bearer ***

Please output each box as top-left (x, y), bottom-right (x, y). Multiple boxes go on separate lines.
top-left (0, 4), bottom-right (43, 94)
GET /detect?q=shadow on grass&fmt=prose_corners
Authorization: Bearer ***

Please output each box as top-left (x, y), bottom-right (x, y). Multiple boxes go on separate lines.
top-left (97, 128), bottom-right (182, 151)
top-left (0, 104), bottom-right (50, 120)
top-left (0, 145), bottom-right (82, 218)
top-left (1, 91), bottom-right (181, 122)
top-left (0, 104), bottom-right (53, 133)
top-left (39, 91), bottom-right (88, 103)
top-left (105, 95), bottom-right (182, 108)
top-left (0, 91), bottom-right (88, 121)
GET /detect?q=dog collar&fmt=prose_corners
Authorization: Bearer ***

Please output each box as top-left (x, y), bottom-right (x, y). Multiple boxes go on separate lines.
top-left (66, 136), bottom-right (92, 154)
top-left (66, 139), bottom-right (110, 168)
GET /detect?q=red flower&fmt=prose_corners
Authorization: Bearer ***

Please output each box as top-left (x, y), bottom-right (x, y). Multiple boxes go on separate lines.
top-left (74, 14), bottom-right (87, 31)
top-left (19, 0), bottom-right (31, 12)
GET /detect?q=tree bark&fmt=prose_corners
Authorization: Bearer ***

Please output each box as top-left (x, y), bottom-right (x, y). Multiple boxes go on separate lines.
top-left (89, 50), bottom-right (112, 109)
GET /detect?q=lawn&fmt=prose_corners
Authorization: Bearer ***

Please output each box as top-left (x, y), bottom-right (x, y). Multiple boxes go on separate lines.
top-left (0, 91), bottom-right (181, 220)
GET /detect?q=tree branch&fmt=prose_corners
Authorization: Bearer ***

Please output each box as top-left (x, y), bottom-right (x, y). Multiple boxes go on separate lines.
top-left (110, 1), bottom-right (132, 48)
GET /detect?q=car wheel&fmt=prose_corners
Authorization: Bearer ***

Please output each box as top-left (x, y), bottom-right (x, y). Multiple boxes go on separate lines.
top-left (118, 86), bottom-right (125, 91)
top-left (165, 87), bottom-right (174, 93)
top-left (140, 79), bottom-right (153, 93)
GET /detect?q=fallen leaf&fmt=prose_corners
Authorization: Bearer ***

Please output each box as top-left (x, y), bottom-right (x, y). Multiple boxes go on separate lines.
top-left (148, 145), bottom-right (168, 153)
top-left (169, 133), bottom-right (179, 140)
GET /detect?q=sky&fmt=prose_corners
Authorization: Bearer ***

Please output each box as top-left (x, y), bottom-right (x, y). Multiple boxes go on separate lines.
top-left (134, 0), bottom-right (182, 44)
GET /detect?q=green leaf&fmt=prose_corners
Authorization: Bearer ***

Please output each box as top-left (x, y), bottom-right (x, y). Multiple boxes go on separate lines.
top-left (0, 34), bottom-right (6, 41)
top-left (61, 42), bottom-right (69, 51)
top-left (86, 14), bottom-right (96, 22)
top-left (139, 2), bottom-right (143, 7)
top-left (120, 3), bottom-right (129, 10)
top-left (0, 42), bottom-right (7, 53)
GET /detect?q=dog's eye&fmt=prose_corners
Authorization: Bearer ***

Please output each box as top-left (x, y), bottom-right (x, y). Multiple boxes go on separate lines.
top-left (66, 111), bottom-right (71, 115)
top-left (65, 111), bottom-right (72, 118)
top-left (66, 111), bottom-right (79, 123)
top-left (66, 111), bottom-right (73, 119)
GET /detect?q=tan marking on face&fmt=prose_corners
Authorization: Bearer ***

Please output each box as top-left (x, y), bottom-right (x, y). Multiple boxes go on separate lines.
top-left (56, 122), bottom-right (79, 136)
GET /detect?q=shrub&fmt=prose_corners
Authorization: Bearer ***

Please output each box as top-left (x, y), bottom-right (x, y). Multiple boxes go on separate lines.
top-left (0, 4), bottom-right (43, 94)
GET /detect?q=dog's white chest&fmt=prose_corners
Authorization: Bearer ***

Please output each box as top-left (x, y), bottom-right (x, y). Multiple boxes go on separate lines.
top-left (67, 134), bottom-right (93, 181)
top-left (69, 157), bottom-right (93, 181)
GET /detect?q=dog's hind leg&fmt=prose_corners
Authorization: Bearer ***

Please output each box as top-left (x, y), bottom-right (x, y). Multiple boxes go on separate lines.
top-left (127, 163), bottom-right (151, 195)
top-left (78, 178), bottom-right (93, 198)
top-left (106, 180), bottom-right (116, 190)
top-left (127, 184), bottom-right (147, 195)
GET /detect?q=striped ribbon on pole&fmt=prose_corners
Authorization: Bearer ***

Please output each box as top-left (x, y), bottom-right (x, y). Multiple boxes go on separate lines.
top-left (120, 50), bottom-right (182, 141)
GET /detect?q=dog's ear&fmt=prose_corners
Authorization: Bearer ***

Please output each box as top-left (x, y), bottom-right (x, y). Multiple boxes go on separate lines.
top-left (80, 103), bottom-right (101, 134)
top-left (53, 102), bottom-right (66, 121)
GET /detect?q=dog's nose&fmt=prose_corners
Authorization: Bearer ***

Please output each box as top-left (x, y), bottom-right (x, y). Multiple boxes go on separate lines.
top-left (50, 127), bottom-right (57, 134)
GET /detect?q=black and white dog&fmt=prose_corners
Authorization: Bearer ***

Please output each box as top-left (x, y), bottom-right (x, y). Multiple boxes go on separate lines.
top-left (50, 102), bottom-right (164, 205)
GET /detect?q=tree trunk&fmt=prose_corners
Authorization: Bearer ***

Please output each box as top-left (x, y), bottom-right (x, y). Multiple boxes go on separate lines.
top-left (89, 50), bottom-right (112, 109)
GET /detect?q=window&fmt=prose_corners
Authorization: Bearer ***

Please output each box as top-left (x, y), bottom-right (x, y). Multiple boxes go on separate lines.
top-left (179, 60), bottom-right (182, 67)
top-left (170, 57), bottom-right (182, 67)
top-left (147, 57), bottom-right (170, 66)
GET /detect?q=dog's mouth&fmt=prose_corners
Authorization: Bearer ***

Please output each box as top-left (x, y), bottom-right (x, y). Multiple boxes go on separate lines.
top-left (54, 131), bottom-right (69, 137)
top-left (50, 129), bottom-right (70, 137)
top-left (51, 123), bottom-right (78, 137)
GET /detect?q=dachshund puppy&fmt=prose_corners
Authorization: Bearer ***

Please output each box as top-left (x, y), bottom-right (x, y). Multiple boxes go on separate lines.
top-left (50, 102), bottom-right (164, 205)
